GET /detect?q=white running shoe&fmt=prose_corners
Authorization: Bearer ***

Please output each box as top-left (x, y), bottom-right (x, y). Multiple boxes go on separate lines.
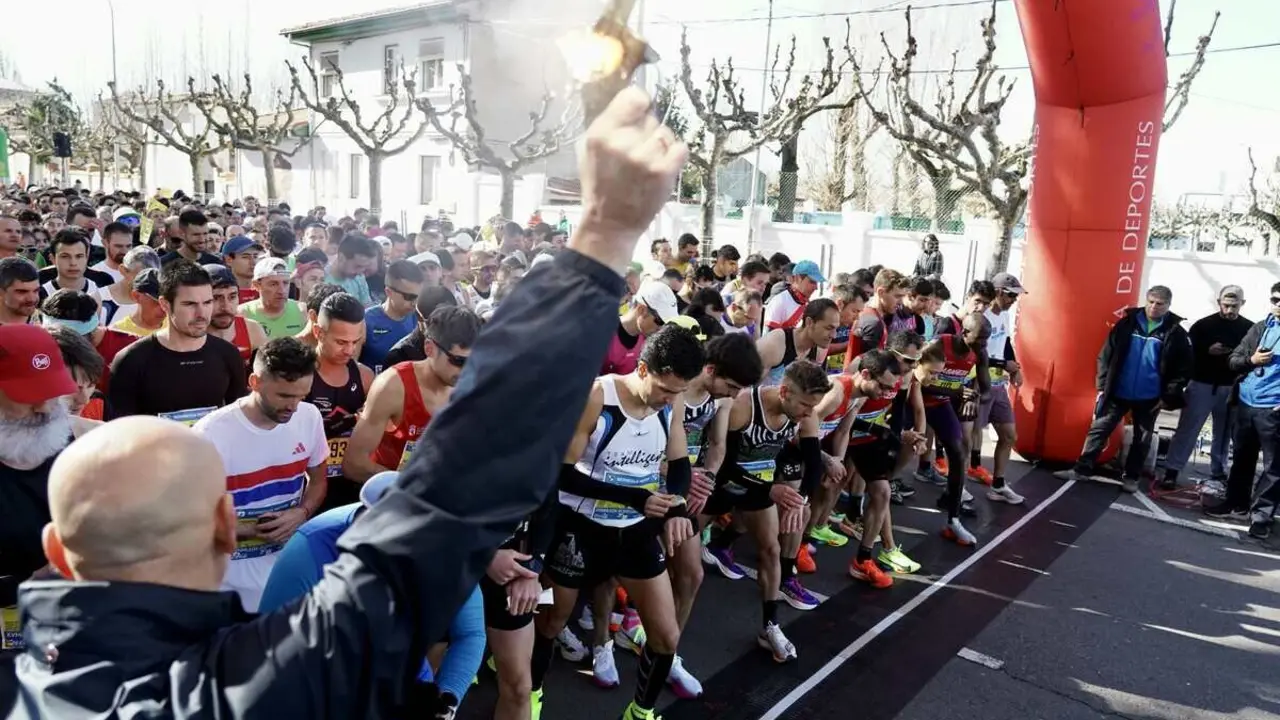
top-left (577, 603), bottom-right (594, 631)
top-left (556, 626), bottom-right (588, 662)
top-left (667, 655), bottom-right (704, 699)
top-left (592, 641), bottom-right (621, 688)
top-left (987, 485), bottom-right (1025, 505)
top-left (942, 518), bottom-right (977, 547)
top-left (961, 487), bottom-right (974, 503)
top-left (757, 622), bottom-right (798, 663)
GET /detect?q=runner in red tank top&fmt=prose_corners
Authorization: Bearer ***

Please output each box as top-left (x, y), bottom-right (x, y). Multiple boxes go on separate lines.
top-left (206, 264), bottom-right (266, 369)
top-left (343, 306), bottom-right (482, 481)
top-left (843, 269), bottom-right (911, 372)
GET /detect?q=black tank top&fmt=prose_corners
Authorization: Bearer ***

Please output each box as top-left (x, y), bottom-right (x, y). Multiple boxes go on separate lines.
top-left (766, 328), bottom-right (819, 386)
top-left (307, 360), bottom-right (366, 512)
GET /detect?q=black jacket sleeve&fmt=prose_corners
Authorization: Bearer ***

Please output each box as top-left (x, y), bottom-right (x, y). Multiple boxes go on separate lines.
top-left (1160, 325), bottom-right (1194, 403)
top-left (1096, 319), bottom-right (1126, 392)
top-left (208, 250), bottom-right (625, 717)
top-left (1229, 320), bottom-right (1266, 374)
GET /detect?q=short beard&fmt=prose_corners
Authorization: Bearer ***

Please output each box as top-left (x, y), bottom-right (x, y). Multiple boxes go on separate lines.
top-left (0, 399), bottom-right (72, 468)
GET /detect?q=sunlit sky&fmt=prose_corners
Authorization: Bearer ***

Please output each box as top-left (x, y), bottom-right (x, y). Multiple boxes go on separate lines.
top-left (3, 0), bottom-right (1277, 202)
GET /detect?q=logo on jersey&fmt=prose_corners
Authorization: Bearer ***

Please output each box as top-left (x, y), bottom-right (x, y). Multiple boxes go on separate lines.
top-left (293, 443), bottom-right (307, 455)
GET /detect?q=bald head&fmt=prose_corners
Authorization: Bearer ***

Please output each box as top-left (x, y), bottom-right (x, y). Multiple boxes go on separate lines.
top-left (45, 416), bottom-right (234, 587)
top-left (962, 312), bottom-right (990, 336)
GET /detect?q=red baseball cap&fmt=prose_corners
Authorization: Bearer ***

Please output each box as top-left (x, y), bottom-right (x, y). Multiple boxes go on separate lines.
top-left (0, 324), bottom-right (79, 405)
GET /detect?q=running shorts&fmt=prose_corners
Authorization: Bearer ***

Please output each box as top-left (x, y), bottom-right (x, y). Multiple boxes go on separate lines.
top-left (545, 508), bottom-right (666, 589)
top-left (480, 574), bottom-right (534, 631)
top-left (701, 478), bottom-right (774, 517)
top-left (848, 440), bottom-right (897, 483)
top-left (976, 387), bottom-right (1014, 427)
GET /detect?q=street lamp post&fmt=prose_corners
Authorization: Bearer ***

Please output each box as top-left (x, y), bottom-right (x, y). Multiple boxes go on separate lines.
top-left (107, 0), bottom-right (120, 191)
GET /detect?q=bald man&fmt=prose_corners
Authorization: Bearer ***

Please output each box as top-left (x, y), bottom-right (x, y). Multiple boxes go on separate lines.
top-left (8, 87), bottom-right (688, 717)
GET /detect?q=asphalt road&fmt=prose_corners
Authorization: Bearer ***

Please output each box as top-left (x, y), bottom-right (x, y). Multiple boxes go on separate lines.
top-left (457, 458), bottom-right (1280, 720)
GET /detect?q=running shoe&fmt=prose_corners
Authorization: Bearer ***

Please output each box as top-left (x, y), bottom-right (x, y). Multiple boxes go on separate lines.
top-left (702, 546), bottom-right (747, 580)
top-left (941, 518), bottom-right (977, 547)
top-left (877, 546), bottom-right (921, 574)
top-left (609, 611), bottom-right (624, 634)
top-left (592, 641), bottom-right (621, 688)
top-left (1203, 501), bottom-right (1249, 520)
top-left (891, 478), bottom-right (917, 497)
top-left (1200, 479), bottom-right (1227, 498)
top-left (829, 510), bottom-right (847, 523)
top-left (1120, 478), bottom-right (1139, 494)
top-left (615, 608), bottom-right (646, 654)
top-left (1052, 468), bottom-right (1091, 483)
top-left (796, 544), bottom-right (817, 573)
top-left (1157, 472), bottom-right (1178, 491)
top-left (486, 655), bottom-right (498, 673)
top-left (809, 525), bottom-right (849, 547)
top-left (961, 487), bottom-right (974, 503)
top-left (531, 688), bottom-right (544, 720)
top-left (578, 603), bottom-right (594, 631)
top-left (848, 557), bottom-right (893, 588)
top-left (935, 457), bottom-right (950, 476)
top-left (620, 701), bottom-right (661, 720)
top-left (967, 466), bottom-right (995, 485)
top-left (836, 517), bottom-right (863, 540)
top-left (556, 626), bottom-right (589, 662)
top-left (1249, 519), bottom-right (1272, 540)
top-left (667, 655), bottom-right (704, 699)
top-left (758, 622), bottom-right (798, 663)
top-left (700, 525), bottom-right (711, 546)
top-left (889, 484), bottom-right (908, 506)
top-left (781, 576), bottom-right (821, 610)
top-left (987, 485), bottom-right (1025, 505)
top-left (915, 465), bottom-right (947, 486)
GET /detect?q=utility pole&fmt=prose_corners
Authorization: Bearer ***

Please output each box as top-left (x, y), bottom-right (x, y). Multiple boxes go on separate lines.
top-left (744, 0), bottom-right (773, 255)
top-left (108, 0), bottom-right (121, 191)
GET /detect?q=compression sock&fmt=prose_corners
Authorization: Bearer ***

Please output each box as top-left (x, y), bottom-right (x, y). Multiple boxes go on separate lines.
top-left (856, 544), bottom-right (873, 563)
top-left (707, 526), bottom-right (743, 551)
top-left (993, 475), bottom-right (1006, 490)
top-left (530, 632), bottom-right (556, 692)
top-left (763, 599), bottom-right (780, 627)
top-left (780, 557), bottom-right (797, 583)
top-left (635, 645), bottom-right (676, 710)
top-left (848, 493), bottom-right (865, 520)
top-left (970, 449), bottom-right (981, 469)
top-left (917, 457), bottom-right (930, 472)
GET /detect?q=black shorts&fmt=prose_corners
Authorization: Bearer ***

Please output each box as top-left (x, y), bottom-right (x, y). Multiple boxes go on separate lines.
top-left (545, 508), bottom-right (666, 589)
top-left (702, 479), bottom-right (775, 517)
top-left (480, 573), bottom-right (534, 632)
top-left (848, 440), bottom-right (896, 483)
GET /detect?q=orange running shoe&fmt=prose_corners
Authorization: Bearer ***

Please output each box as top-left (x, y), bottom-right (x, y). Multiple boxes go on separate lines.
top-left (968, 466), bottom-right (995, 486)
top-left (848, 557), bottom-right (893, 589)
top-left (796, 544), bottom-right (817, 573)
top-left (935, 457), bottom-right (949, 476)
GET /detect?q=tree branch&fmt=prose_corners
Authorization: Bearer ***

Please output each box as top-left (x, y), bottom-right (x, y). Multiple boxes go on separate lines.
top-left (1163, 9), bottom-right (1219, 133)
top-left (1246, 147), bottom-right (1280, 239)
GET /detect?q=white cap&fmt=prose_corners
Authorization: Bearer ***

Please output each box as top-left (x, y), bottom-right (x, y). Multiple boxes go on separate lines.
top-left (408, 251), bottom-right (441, 267)
top-left (450, 232), bottom-right (475, 251)
top-left (530, 253), bottom-right (555, 269)
top-left (634, 279), bottom-right (680, 324)
top-left (252, 257), bottom-right (290, 281)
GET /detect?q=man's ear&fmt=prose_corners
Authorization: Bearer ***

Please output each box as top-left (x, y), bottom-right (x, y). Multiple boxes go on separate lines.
top-left (41, 523), bottom-right (72, 578)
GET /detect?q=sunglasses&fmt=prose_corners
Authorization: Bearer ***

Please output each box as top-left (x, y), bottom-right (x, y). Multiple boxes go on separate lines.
top-left (389, 286), bottom-right (419, 302)
top-left (1271, 296), bottom-right (1280, 306)
top-left (430, 338), bottom-right (468, 368)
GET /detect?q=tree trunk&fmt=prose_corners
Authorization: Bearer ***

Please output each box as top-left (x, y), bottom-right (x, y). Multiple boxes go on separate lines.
top-left (138, 153), bottom-right (148, 196)
top-left (891, 151), bottom-right (903, 215)
top-left (189, 154), bottom-right (202, 200)
top-left (829, 104), bottom-right (854, 209)
top-left (775, 134), bottom-right (799, 224)
top-left (986, 212), bottom-right (1017, 278)
top-left (849, 137), bottom-right (870, 211)
top-left (261, 147), bottom-right (279, 206)
top-left (499, 169), bottom-right (516, 220)
top-left (97, 159), bottom-right (105, 191)
top-left (367, 153), bottom-right (383, 217)
top-left (698, 140), bottom-right (724, 256)
top-left (930, 171), bottom-right (958, 233)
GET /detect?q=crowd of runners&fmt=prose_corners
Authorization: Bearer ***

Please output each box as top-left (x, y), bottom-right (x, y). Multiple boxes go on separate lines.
top-left (0, 181), bottom-right (1032, 720)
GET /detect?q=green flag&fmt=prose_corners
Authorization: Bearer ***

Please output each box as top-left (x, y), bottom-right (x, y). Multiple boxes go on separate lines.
top-left (0, 127), bottom-right (9, 184)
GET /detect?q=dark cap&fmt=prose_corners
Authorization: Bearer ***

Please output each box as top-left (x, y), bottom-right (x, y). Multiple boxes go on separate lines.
top-left (132, 268), bottom-right (161, 299)
top-left (203, 263), bottom-right (238, 289)
top-left (991, 272), bottom-right (1027, 295)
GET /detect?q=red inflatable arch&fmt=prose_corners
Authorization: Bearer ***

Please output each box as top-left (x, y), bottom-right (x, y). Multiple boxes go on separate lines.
top-left (1011, 1), bottom-right (1168, 462)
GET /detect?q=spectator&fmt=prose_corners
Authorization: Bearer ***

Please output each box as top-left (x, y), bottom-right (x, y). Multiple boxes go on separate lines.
top-left (1161, 285), bottom-right (1252, 492)
top-left (912, 234), bottom-right (944, 279)
top-left (1205, 280), bottom-right (1280, 539)
top-left (1054, 286), bottom-right (1191, 493)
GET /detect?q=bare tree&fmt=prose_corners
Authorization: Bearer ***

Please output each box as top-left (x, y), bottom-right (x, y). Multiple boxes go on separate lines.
top-left (108, 79), bottom-right (226, 197)
top-left (73, 114), bottom-right (115, 191)
top-left (415, 65), bottom-right (578, 220)
top-left (1163, 2), bottom-right (1221, 133)
top-left (97, 93), bottom-right (150, 193)
top-left (287, 55), bottom-right (429, 217)
top-left (1246, 148), bottom-right (1280, 256)
top-left (678, 24), bottom-right (853, 253)
top-left (802, 91), bottom-right (880, 212)
top-left (2, 80), bottom-right (83, 178)
top-left (190, 73), bottom-right (314, 204)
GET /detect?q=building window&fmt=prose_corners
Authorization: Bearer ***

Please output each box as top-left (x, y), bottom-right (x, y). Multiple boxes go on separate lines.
top-left (349, 154), bottom-right (362, 199)
top-left (320, 51), bottom-right (340, 98)
top-left (418, 38), bottom-right (445, 91)
top-left (419, 156), bottom-right (439, 205)
top-left (384, 44), bottom-right (401, 94)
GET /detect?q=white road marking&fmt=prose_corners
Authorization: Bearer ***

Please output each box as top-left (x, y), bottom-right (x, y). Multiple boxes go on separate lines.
top-left (1108, 502), bottom-right (1240, 539)
top-left (997, 560), bottom-right (1050, 576)
top-left (758, 480), bottom-right (1078, 720)
top-left (957, 646), bottom-right (1006, 670)
top-left (1131, 489), bottom-right (1173, 520)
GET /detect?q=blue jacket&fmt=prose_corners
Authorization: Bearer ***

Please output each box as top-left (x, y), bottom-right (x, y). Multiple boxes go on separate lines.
top-left (1230, 315), bottom-right (1280, 408)
top-left (1097, 307), bottom-right (1192, 407)
top-left (7, 251), bottom-right (625, 719)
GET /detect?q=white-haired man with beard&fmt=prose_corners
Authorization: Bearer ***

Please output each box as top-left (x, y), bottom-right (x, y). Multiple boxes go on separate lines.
top-left (0, 325), bottom-right (80, 586)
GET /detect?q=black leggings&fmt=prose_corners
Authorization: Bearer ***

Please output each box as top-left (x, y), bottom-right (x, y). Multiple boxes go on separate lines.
top-left (926, 401), bottom-right (966, 520)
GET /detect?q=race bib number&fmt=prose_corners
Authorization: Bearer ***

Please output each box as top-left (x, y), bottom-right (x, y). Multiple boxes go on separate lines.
top-left (326, 437), bottom-right (349, 478)
top-left (825, 352), bottom-right (845, 374)
top-left (592, 470), bottom-right (660, 522)
top-left (233, 497), bottom-right (300, 560)
top-left (159, 406), bottom-right (216, 426)
top-left (739, 459), bottom-right (776, 484)
top-left (398, 440), bottom-right (417, 470)
top-left (687, 427), bottom-right (703, 464)
top-left (1, 606), bottom-right (22, 651)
